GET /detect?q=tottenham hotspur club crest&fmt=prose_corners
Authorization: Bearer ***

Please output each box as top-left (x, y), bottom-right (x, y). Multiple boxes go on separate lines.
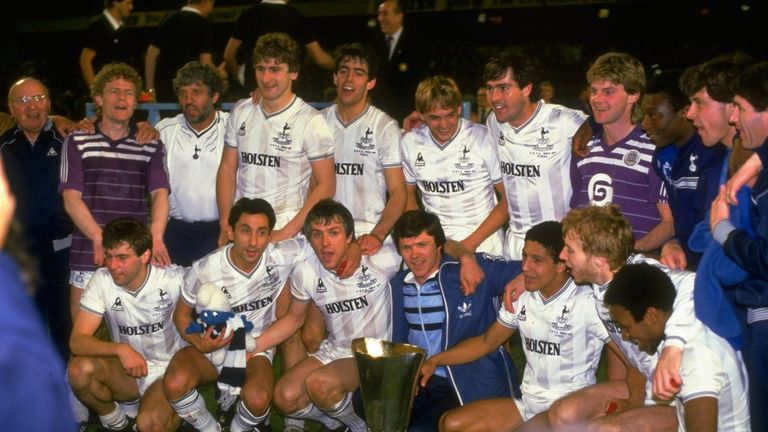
top-left (454, 146), bottom-right (474, 169)
top-left (534, 127), bottom-right (551, 150)
top-left (272, 122), bottom-right (293, 148)
top-left (356, 127), bottom-right (374, 150)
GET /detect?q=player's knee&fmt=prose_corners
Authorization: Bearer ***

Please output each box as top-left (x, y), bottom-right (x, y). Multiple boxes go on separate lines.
top-left (135, 410), bottom-right (164, 432)
top-left (162, 364), bottom-right (193, 400)
top-left (67, 357), bottom-right (97, 389)
top-left (304, 372), bottom-right (338, 408)
top-left (273, 379), bottom-right (304, 413)
top-left (548, 398), bottom-right (580, 428)
top-left (240, 382), bottom-right (271, 414)
top-left (438, 409), bottom-right (467, 432)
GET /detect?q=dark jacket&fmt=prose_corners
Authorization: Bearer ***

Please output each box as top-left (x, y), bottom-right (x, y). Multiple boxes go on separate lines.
top-left (391, 252), bottom-right (521, 405)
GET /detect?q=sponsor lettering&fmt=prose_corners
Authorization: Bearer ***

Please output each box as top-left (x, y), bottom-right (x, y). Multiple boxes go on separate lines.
top-left (241, 152), bottom-right (281, 167)
top-left (118, 322), bottom-right (164, 336)
top-left (500, 162), bottom-right (541, 178)
top-left (421, 180), bottom-right (465, 193)
top-left (324, 295), bottom-right (369, 314)
top-left (524, 336), bottom-right (561, 356)
top-left (232, 295), bottom-right (274, 313)
top-left (335, 162), bottom-right (365, 176)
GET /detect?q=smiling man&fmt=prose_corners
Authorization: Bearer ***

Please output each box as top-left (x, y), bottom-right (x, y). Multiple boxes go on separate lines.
top-left (400, 75), bottom-right (508, 255)
top-left (164, 197), bottom-right (309, 432)
top-left (60, 62), bottom-right (170, 323)
top-left (641, 69), bottom-right (726, 269)
top-left (605, 263), bottom-right (751, 431)
top-left (322, 43), bottom-right (406, 255)
top-left (68, 218), bottom-right (185, 432)
top-left (570, 52), bottom-right (673, 255)
top-left (155, 61), bottom-right (227, 267)
top-left (419, 221), bottom-right (613, 432)
top-left (390, 209), bottom-right (521, 431)
top-left (250, 199), bottom-right (402, 431)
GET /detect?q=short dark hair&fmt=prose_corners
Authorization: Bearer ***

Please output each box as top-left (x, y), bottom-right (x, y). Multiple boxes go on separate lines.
top-left (604, 263), bottom-right (676, 322)
top-left (333, 43), bottom-right (379, 80)
top-left (733, 61), bottom-right (768, 112)
top-left (645, 69), bottom-right (689, 112)
top-left (382, 0), bottom-right (406, 14)
top-left (253, 32), bottom-right (301, 73)
top-left (392, 210), bottom-right (446, 251)
top-left (680, 52), bottom-right (756, 102)
top-left (228, 198), bottom-right (276, 231)
top-left (303, 199), bottom-right (355, 239)
top-left (525, 221), bottom-right (564, 262)
top-left (102, 218), bottom-right (152, 257)
top-left (173, 61), bottom-right (225, 99)
top-left (483, 50), bottom-right (539, 96)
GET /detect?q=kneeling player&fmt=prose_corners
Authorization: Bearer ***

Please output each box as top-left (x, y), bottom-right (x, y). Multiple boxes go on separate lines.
top-left (421, 221), bottom-right (614, 432)
top-left (68, 218), bottom-right (186, 431)
top-left (251, 199), bottom-right (401, 431)
top-left (163, 198), bottom-right (308, 432)
top-left (605, 264), bottom-right (750, 431)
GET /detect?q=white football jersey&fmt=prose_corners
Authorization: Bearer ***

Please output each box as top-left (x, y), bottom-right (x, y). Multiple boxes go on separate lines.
top-left (401, 118), bottom-right (504, 254)
top-left (183, 238), bottom-right (308, 335)
top-left (291, 244), bottom-right (401, 353)
top-left (322, 104), bottom-right (402, 235)
top-left (487, 102), bottom-right (587, 259)
top-left (80, 264), bottom-right (186, 368)
top-left (674, 325), bottom-right (750, 431)
top-left (499, 279), bottom-right (609, 410)
top-left (157, 111), bottom-right (228, 222)
top-left (592, 255), bottom-right (704, 390)
top-left (225, 95), bottom-right (334, 221)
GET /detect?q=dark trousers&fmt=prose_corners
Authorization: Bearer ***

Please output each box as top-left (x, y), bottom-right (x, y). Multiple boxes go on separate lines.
top-left (746, 319), bottom-right (768, 432)
top-left (32, 240), bottom-right (72, 362)
top-left (164, 218), bottom-right (220, 267)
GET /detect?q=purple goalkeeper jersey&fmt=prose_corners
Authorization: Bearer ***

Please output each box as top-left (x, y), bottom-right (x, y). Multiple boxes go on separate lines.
top-left (59, 123), bottom-right (170, 271)
top-left (570, 124), bottom-right (666, 239)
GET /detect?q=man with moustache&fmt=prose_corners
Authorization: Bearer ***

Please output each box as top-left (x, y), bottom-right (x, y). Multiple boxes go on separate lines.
top-left (155, 61), bottom-right (227, 267)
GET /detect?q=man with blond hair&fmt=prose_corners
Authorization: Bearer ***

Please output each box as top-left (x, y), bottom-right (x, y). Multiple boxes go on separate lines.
top-left (570, 52), bottom-right (673, 255)
top-left (400, 75), bottom-right (508, 255)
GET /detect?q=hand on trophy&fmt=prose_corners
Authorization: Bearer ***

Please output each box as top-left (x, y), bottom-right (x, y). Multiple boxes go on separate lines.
top-left (419, 356), bottom-right (439, 387)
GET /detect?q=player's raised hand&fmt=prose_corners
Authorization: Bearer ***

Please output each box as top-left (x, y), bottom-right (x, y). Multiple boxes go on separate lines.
top-left (193, 326), bottom-right (234, 354)
top-left (402, 110), bottom-right (423, 132)
top-left (116, 344), bottom-right (148, 378)
top-left (337, 241), bottom-right (362, 279)
top-left (357, 233), bottom-right (383, 255)
top-left (653, 346), bottom-right (683, 401)
top-left (659, 240), bottom-right (687, 270)
top-left (571, 119), bottom-right (594, 158)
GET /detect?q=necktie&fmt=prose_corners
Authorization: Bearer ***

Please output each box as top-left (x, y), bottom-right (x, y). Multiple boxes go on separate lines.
top-left (385, 36), bottom-right (393, 60)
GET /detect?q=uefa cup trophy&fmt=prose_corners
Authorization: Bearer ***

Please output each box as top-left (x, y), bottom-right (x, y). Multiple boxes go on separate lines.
top-left (352, 337), bottom-right (427, 432)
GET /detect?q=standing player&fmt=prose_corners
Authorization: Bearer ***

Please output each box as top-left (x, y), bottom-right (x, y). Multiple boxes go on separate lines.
top-left (67, 218), bottom-right (185, 432)
top-left (570, 52), bottom-right (674, 255)
top-left (420, 221), bottom-right (614, 432)
top-left (163, 198), bottom-right (309, 432)
top-left (251, 199), bottom-right (402, 431)
top-left (322, 43), bottom-right (406, 254)
top-left (156, 61), bottom-right (227, 267)
top-left (483, 51), bottom-right (588, 260)
top-left (216, 31), bottom-right (335, 245)
top-left (605, 263), bottom-right (751, 431)
top-left (401, 75), bottom-right (508, 255)
top-left (546, 205), bottom-right (701, 431)
top-left (60, 62), bottom-right (170, 320)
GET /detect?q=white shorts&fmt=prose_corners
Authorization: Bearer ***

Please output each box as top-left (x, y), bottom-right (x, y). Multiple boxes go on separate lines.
top-left (70, 270), bottom-right (95, 289)
top-left (513, 394), bottom-right (550, 422)
top-left (310, 339), bottom-right (352, 365)
top-left (207, 347), bottom-right (275, 372)
top-left (136, 363), bottom-right (167, 396)
top-left (444, 226), bottom-right (505, 256)
top-left (275, 209), bottom-right (299, 232)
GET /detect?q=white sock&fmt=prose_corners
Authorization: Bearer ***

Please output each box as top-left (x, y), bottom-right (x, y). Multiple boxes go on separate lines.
top-left (325, 393), bottom-right (366, 432)
top-left (99, 403), bottom-right (128, 430)
top-left (289, 403), bottom-right (343, 428)
top-left (229, 400), bottom-right (270, 432)
top-left (120, 399), bottom-right (140, 418)
top-left (169, 390), bottom-right (220, 432)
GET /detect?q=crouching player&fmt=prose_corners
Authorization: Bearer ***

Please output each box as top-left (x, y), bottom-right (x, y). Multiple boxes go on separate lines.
top-left (420, 221), bottom-right (615, 431)
top-left (163, 198), bottom-right (309, 432)
top-left (605, 263), bottom-right (751, 431)
top-left (68, 218), bottom-right (186, 431)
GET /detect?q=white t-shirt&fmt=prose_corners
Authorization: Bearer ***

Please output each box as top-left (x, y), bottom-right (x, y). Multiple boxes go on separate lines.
top-left (157, 111), bottom-right (228, 222)
top-left (322, 104), bottom-right (402, 235)
top-left (401, 118), bottom-right (504, 254)
top-left (225, 95), bottom-right (334, 222)
top-left (290, 244), bottom-right (401, 353)
top-left (486, 102), bottom-right (586, 259)
top-left (80, 264), bottom-right (187, 368)
top-left (499, 278), bottom-right (609, 412)
top-left (182, 238), bottom-right (308, 335)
